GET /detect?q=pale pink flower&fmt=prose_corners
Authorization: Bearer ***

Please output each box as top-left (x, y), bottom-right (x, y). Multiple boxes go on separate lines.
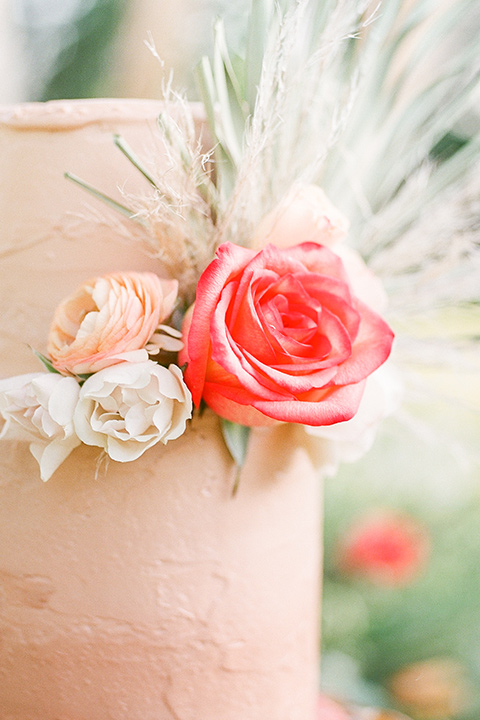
top-left (48, 272), bottom-right (178, 375)
top-left (316, 695), bottom-right (351, 720)
top-left (253, 184), bottom-right (349, 250)
top-left (305, 364), bottom-right (403, 476)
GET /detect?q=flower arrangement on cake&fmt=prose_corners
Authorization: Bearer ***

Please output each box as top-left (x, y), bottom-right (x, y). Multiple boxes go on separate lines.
top-left (0, 2), bottom-right (402, 483)
top-left (0, 186), bottom-right (394, 481)
top-left (2, 0), bottom-right (478, 488)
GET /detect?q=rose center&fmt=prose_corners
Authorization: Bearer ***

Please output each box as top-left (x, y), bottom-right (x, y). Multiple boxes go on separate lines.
top-left (271, 294), bottom-right (317, 342)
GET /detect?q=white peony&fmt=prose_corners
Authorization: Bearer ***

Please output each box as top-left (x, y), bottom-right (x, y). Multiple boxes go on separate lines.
top-left (305, 364), bottom-right (403, 476)
top-left (0, 373), bottom-right (81, 481)
top-left (74, 361), bottom-right (192, 462)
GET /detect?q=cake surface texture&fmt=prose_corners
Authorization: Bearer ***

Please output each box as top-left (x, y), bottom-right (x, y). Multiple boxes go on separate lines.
top-left (0, 100), bottom-right (321, 719)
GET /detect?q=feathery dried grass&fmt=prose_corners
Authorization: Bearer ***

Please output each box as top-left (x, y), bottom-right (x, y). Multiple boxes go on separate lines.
top-left (217, 0), bottom-right (375, 246)
top-left (117, 88), bottom-right (217, 303)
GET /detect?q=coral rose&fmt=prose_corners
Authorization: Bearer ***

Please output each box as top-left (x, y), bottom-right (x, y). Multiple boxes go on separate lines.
top-left (48, 272), bottom-right (178, 375)
top-left (180, 241), bottom-right (394, 426)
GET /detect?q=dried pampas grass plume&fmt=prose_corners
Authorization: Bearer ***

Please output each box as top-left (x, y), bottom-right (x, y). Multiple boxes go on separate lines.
top-left (116, 90), bottom-right (218, 304)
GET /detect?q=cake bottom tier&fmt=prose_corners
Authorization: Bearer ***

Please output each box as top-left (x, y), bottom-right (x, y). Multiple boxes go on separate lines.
top-left (0, 412), bottom-right (321, 720)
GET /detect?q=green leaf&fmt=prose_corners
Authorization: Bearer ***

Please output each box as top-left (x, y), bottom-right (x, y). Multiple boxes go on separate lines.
top-left (221, 419), bottom-right (251, 466)
top-left (212, 19), bottom-right (243, 166)
top-left (195, 56), bottom-right (218, 139)
top-left (213, 19), bottom-right (248, 132)
top-left (64, 172), bottom-right (146, 226)
top-left (31, 349), bottom-right (61, 374)
top-left (430, 131), bottom-right (469, 163)
top-left (76, 373), bottom-right (93, 383)
top-left (195, 17), bottom-right (252, 200)
top-left (113, 134), bottom-right (160, 189)
top-left (246, 0), bottom-right (276, 111)
top-left (221, 419), bottom-right (251, 496)
top-left (195, 55), bottom-right (238, 199)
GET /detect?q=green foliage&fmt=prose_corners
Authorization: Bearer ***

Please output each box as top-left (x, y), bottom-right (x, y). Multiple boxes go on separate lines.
top-left (321, 411), bottom-right (480, 719)
top-left (39, 0), bottom-right (128, 101)
top-left (64, 171), bottom-right (143, 224)
top-left (431, 132), bottom-right (470, 163)
top-left (220, 418), bottom-right (251, 467)
top-left (31, 349), bottom-right (60, 374)
top-left (220, 418), bottom-right (251, 495)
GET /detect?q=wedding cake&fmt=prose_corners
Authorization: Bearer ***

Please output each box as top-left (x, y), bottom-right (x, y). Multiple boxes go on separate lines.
top-left (2, 0), bottom-right (478, 712)
top-left (0, 100), bottom-right (325, 720)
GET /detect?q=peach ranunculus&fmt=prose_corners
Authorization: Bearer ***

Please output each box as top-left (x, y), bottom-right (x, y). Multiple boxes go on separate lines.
top-left (252, 184), bottom-right (349, 251)
top-left (48, 272), bottom-right (178, 376)
top-left (180, 241), bottom-right (394, 427)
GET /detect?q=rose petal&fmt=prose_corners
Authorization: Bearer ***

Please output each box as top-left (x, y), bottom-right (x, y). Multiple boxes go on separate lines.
top-left (31, 434), bottom-right (81, 482)
top-left (182, 243), bottom-right (255, 405)
top-left (252, 381), bottom-right (367, 425)
top-left (332, 299), bottom-right (394, 385)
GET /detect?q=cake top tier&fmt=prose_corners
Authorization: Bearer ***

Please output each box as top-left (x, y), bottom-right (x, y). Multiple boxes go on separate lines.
top-left (0, 98), bottom-right (169, 130)
top-left (0, 99), bottom-right (172, 376)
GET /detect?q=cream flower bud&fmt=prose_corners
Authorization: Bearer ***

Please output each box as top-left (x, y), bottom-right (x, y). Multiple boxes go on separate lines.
top-left (74, 361), bottom-right (192, 462)
top-left (305, 364), bottom-right (403, 476)
top-left (0, 373), bottom-right (81, 481)
top-left (253, 184), bottom-right (349, 250)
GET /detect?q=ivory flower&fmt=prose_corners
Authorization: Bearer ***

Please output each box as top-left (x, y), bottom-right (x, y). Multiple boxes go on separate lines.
top-left (74, 361), bottom-right (192, 462)
top-left (305, 364), bottom-right (402, 475)
top-left (48, 272), bottom-right (178, 375)
top-left (0, 373), bottom-right (81, 481)
top-left (253, 184), bottom-right (349, 250)
top-left (334, 244), bottom-right (388, 314)
top-left (145, 325), bottom-right (184, 355)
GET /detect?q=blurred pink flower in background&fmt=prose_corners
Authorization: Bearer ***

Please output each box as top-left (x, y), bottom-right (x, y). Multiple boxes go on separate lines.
top-left (337, 511), bottom-right (430, 586)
